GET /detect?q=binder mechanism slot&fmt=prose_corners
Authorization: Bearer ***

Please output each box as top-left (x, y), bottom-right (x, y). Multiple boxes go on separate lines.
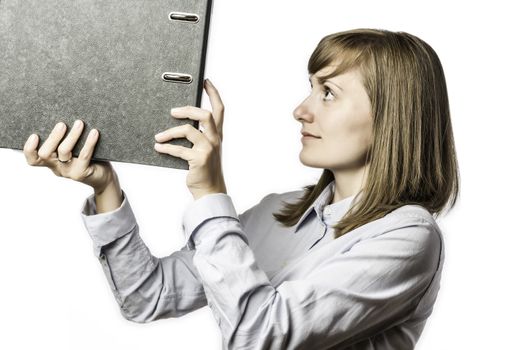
top-left (162, 72), bottom-right (193, 84)
top-left (169, 12), bottom-right (200, 23)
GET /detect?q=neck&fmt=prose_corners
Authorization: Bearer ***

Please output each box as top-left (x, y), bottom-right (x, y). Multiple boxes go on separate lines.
top-left (330, 163), bottom-right (369, 204)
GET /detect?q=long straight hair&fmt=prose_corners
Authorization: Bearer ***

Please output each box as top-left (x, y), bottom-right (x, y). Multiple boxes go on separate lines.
top-left (273, 28), bottom-right (460, 239)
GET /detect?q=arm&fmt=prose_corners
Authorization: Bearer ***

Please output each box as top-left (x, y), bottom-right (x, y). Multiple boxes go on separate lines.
top-left (80, 190), bottom-right (209, 322)
top-left (93, 172), bottom-right (124, 214)
top-left (182, 193), bottom-right (442, 349)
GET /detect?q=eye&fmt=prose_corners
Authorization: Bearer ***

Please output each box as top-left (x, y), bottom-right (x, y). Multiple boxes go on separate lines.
top-left (322, 86), bottom-right (335, 101)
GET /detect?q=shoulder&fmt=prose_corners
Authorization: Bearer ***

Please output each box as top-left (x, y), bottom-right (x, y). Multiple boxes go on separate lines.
top-left (344, 204), bottom-right (443, 270)
top-left (238, 189), bottom-right (305, 227)
top-left (384, 204), bottom-right (442, 241)
top-left (388, 204), bottom-right (437, 223)
top-left (260, 188), bottom-right (305, 207)
top-left (376, 204), bottom-right (444, 269)
top-left (251, 188), bottom-right (306, 215)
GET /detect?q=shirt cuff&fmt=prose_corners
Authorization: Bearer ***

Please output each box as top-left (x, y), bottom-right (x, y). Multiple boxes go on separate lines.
top-left (80, 189), bottom-right (138, 249)
top-left (182, 193), bottom-right (239, 250)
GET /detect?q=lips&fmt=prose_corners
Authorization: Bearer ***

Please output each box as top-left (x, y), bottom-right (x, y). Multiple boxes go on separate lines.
top-left (301, 131), bottom-right (320, 138)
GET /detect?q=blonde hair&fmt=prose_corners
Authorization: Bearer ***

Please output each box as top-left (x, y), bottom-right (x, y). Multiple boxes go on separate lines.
top-left (273, 28), bottom-right (460, 239)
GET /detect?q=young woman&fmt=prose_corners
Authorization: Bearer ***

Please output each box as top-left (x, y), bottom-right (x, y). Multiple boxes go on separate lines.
top-left (24, 28), bottom-right (459, 349)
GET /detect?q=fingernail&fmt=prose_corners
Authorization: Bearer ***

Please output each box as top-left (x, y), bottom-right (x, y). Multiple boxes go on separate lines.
top-left (74, 120), bottom-right (82, 129)
top-left (28, 134), bottom-right (36, 143)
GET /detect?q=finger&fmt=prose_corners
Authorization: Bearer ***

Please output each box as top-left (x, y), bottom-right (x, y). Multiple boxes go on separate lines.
top-left (37, 122), bottom-right (68, 160)
top-left (57, 119), bottom-right (84, 161)
top-left (154, 142), bottom-right (192, 161)
top-left (155, 122), bottom-right (207, 147)
top-left (76, 129), bottom-right (100, 170)
top-left (169, 105), bottom-right (219, 143)
top-left (24, 133), bottom-right (43, 166)
top-left (203, 79), bottom-right (224, 137)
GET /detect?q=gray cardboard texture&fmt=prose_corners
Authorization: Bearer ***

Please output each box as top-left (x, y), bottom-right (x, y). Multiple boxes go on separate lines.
top-left (0, 0), bottom-right (213, 169)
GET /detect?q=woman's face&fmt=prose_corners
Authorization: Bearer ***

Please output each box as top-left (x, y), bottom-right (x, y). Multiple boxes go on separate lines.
top-left (293, 65), bottom-right (373, 171)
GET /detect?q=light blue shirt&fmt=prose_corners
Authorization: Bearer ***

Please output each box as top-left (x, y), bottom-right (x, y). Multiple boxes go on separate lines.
top-left (80, 180), bottom-right (444, 349)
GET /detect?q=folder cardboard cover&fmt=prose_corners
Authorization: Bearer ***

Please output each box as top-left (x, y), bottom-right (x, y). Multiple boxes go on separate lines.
top-left (0, 0), bottom-right (213, 169)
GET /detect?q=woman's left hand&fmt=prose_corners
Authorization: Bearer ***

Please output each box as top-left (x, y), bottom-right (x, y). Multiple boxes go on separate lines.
top-left (154, 79), bottom-right (227, 201)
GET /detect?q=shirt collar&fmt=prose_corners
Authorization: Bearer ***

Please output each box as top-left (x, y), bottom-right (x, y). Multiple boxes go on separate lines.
top-left (294, 180), bottom-right (355, 233)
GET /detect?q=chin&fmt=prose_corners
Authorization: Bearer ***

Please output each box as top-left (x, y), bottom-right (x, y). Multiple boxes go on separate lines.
top-left (298, 152), bottom-right (327, 169)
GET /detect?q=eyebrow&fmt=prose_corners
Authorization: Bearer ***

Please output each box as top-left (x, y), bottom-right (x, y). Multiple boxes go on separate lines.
top-left (308, 75), bottom-right (344, 91)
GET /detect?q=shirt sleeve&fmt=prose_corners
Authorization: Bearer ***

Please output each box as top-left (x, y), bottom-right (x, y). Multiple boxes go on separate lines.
top-left (80, 190), bottom-right (208, 323)
top-left (182, 193), bottom-right (442, 349)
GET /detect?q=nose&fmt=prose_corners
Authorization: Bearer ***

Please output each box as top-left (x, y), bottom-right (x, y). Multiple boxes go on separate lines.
top-left (293, 97), bottom-right (313, 122)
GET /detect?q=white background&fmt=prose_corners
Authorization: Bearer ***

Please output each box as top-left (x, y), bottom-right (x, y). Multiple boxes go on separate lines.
top-left (1, 0), bottom-right (524, 349)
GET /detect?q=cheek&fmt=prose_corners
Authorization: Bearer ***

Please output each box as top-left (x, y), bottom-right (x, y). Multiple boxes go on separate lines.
top-left (354, 119), bottom-right (374, 147)
top-left (327, 119), bottom-right (373, 156)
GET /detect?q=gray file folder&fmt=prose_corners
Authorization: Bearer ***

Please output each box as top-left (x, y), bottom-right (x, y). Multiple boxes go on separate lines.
top-left (0, 0), bottom-right (213, 169)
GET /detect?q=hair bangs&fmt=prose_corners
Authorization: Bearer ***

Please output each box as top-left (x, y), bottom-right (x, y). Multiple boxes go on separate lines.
top-left (307, 34), bottom-right (370, 82)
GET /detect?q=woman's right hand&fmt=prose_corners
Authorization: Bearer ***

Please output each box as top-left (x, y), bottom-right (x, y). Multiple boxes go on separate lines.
top-left (23, 120), bottom-right (116, 194)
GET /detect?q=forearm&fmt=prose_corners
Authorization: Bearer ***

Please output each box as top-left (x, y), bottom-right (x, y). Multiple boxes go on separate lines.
top-left (81, 188), bottom-right (208, 323)
top-left (94, 173), bottom-right (123, 214)
top-left (100, 231), bottom-right (208, 323)
top-left (182, 194), bottom-right (440, 349)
